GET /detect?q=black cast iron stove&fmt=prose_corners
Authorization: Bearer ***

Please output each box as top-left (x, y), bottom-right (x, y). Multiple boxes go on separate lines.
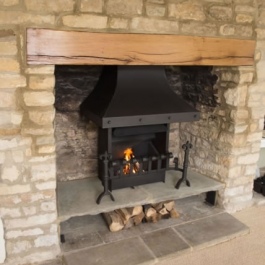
top-left (80, 66), bottom-right (200, 204)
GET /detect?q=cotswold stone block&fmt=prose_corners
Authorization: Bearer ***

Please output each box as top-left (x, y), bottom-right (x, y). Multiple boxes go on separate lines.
top-left (131, 17), bottom-right (179, 33)
top-left (80, 0), bottom-right (103, 13)
top-left (31, 163), bottom-right (56, 181)
top-left (37, 145), bottom-right (55, 154)
top-left (237, 153), bottom-right (260, 164)
top-left (0, 91), bottom-right (16, 109)
top-left (0, 207), bottom-right (21, 218)
top-left (0, 0), bottom-right (19, 6)
top-left (0, 184), bottom-right (31, 195)
top-left (0, 40), bottom-right (17, 56)
top-left (109, 18), bottom-right (129, 29)
top-left (35, 181), bottom-right (56, 191)
top-left (29, 75), bottom-right (55, 90)
top-left (23, 91), bottom-right (55, 107)
top-left (6, 228), bottom-right (43, 239)
top-left (0, 74), bottom-right (26, 89)
top-left (181, 22), bottom-right (217, 36)
top-left (106, 0), bottom-right (143, 16)
top-left (24, 0), bottom-right (75, 12)
top-left (9, 240), bottom-right (32, 254)
top-left (5, 213), bottom-right (57, 229)
top-left (224, 186), bottom-right (244, 197)
top-left (35, 136), bottom-right (55, 145)
top-left (235, 25), bottom-right (253, 37)
top-left (0, 111), bottom-right (23, 127)
top-left (1, 165), bottom-right (20, 182)
top-left (62, 14), bottom-right (108, 29)
top-left (34, 234), bottom-right (58, 247)
top-left (235, 5), bottom-right (255, 13)
top-left (22, 127), bottom-right (54, 136)
top-left (0, 58), bottom-right (19, 73)
top-left (28, 110), bottom-right (55, 126)
top-left (224, 89), bottom-right (240, 106)
top-left (146, 4), bottom-right (166, 17)
top-left (236, 14), bottom-right (253, 23)
top-left (20, 190), bottom-right (55, 204)
top-left (41, 201), bottom-right (56, 212)
top-left (220, 24), bottom-right (235, 36)
top-left (230, 109), bottom-right (249, 120)
top-left (247, 132), bottom-right (262, 142)
top-left (256, 29), bottom-right (265, 40)
top-left (251, 107), bottom-right (265, 119)
top-left (0, 11), bottom-right (55, 25)
top-left (208, 6), bottom-right (232, 21)
top-left (168, 1), bottom-right (206, 21)
top-left (26, 66), bottom-right (55, 75)
top-left (22, 206), bottom-right (37, 216)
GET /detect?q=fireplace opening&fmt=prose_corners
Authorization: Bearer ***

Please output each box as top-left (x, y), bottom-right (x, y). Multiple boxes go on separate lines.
top-left (55, 65), bottom-right (220, 217)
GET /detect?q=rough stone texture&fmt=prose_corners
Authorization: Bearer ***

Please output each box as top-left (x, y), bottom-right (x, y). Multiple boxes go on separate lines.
top-left (29, 75), bottom-right (55, 90)
top-left (236, 14), bottom-right (254, 23)
top-left (0, 11), bottom-right (55, 25)
top-left (130, 17), bottom-right (179, 33)
top-left (0, 39), bottom-right (17, 56)
top-left (181, 22), bottom-right (217, 36)
top-left (0, 74), bottom-right (26, 89)
top-left (23, 91), bottom-right (55, 107)
top-left (24, 0), bottom-right (75, 12)
top-left (208, 6), bottom-right (233, 21)
top-left (0, 58), bottom-right (20, 73)
top-left (106, 0), bottom-right (143, 16)
top-left (62, 14), bottom-right (108, 29)
top-left (80, 0), bottom-right (103, 13)
top-left (146, 4), bottom-right (166, 17)
top-left (28, 110), bottom-right (55, 126)
top-left (109, 18), bottom-right (129, 29)
top-left (0, 0), bottom-right (19, 6)
top-left (168, 1), bottom-right (206, 21)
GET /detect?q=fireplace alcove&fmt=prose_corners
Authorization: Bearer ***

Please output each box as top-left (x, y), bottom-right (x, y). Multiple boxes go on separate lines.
top-left (54, 64), bottom-right (224, 221)
top-left (27, 28), bottom-right (255, 222)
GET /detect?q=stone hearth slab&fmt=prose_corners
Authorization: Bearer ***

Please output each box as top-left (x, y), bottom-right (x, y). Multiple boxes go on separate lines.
top-left (63, 237), bottom-right (155, 265)
top-left (174, 212), bottom-right (249, 249)
top-left (141, 228), bottom-right (190, 258)
top-left (57, 170), bottom-right (224, 221)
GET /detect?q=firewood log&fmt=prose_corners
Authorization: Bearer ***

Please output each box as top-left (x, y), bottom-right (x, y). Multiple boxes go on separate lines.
top-left (170, 208), bottom-right (180, 219)
top-left (102, 211), bottom-right (124, 232)
top-left (163, 201), bottom-right (175, 212)
top-left (114, 208), bottom-right (131, 224)
top-left (144, 205), bottom-right (160, 223)
top-left (127, 205), bottom-right (143, 217)
top-left (132, 211), bottom-right (145, 226)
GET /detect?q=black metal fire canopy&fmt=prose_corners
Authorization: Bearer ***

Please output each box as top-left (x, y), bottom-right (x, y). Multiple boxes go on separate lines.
top-left (80, 65), bottom-right (200, 128)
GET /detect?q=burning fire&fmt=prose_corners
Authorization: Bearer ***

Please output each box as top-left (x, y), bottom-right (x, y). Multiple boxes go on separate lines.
top-left (123, 148), bottom-right (140, 174)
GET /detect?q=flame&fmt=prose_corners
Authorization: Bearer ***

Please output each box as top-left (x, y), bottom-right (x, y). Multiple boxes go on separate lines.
top-left (124, 148), bottom-right (134, 161)
top-left (123, 148), bottom-right (139, 175)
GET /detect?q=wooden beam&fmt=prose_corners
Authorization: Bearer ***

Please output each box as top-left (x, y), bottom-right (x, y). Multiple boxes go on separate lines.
top-left (27, 28), bottom-right (255, 66)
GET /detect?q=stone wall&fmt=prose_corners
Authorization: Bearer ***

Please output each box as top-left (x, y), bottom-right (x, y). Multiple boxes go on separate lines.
top-left (0, 0), bottom-right (264, 264)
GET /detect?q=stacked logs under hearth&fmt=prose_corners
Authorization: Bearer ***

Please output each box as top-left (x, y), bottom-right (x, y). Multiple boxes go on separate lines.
top-left (103, 201), bottom-right (179, 232)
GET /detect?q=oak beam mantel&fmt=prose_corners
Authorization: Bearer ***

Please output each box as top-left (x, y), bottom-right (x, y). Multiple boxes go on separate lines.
top-left (27, 28), bottom-right (255, 66)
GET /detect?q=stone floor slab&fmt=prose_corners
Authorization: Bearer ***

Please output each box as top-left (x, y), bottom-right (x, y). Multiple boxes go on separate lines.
top-left (63, 237), bottom-right (155, 265)
top-left (61, 231), bottom-right (103, 252)
top-left (141, 228), bottom-right (191, 259)
top-left (174, 212), bottom-right (249, 249)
